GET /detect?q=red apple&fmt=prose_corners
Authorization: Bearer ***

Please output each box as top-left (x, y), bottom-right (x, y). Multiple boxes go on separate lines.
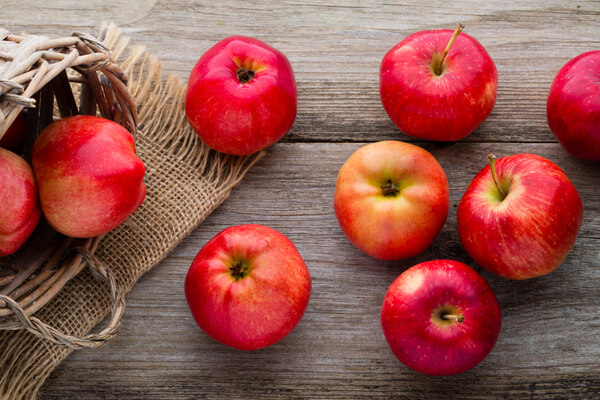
top-left (0, 112), bottom-right (26, 153)
top-left (0, 148), bottom-right (41, 256)
top-left (334, 140), bottom-right (448, 260)
top-left (457, 153), bottom-right (583, 280)
top-left (380, 25), bottom-right (497, 141)
top-left (185, 224), bottom-right (311, 351)
top-left (185, 36), bottom-right (297, 155)
top-left (32, 115), bottom-right (146, 238)
top-left (381, 259), bottom-right (501, 376)
top-left (547, 51), bottom-right (600, 161)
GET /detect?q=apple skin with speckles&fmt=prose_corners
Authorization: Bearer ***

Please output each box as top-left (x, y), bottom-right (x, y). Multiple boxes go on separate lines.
top-left (381, 259), bottom-right (501, 376)
top-left (547, 50), bottom-right (600, 161)
top-left (185, 36), bottom-right (297, 155)
top-left (334, 140), bottom-right (449, 261)
top-left (0, 148), bottom-right (41, 256)
top-left (457, 153), bottom-right (583, 280)
top-left (32, 115), bottom-right (146, 238)
top-left (185, 224), bottom-right (311, 351)
top-left (380, 29), bottom-right (497, 141)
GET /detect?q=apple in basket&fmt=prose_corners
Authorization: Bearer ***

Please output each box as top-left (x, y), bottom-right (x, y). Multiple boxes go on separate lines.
top-left (32, 115), bottom-right (146, 238)
top-left (334, 141), bottom-right (449, 260)
top-left (380, 25), bottom-right (497, 141)
top-left (0, 148), bottom-right (41, 256)
top-left (185, 224), bottom-right (311, 350)
top-left (185, 36), bottom-right (297, 155)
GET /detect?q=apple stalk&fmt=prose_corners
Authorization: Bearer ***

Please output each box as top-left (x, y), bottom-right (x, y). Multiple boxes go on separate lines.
top-left (442, 313), bottom-right (465, 323)
top-left (487, 153), bottom-right (507, 198)
top-left (435, 23), bottom-right (465, 76)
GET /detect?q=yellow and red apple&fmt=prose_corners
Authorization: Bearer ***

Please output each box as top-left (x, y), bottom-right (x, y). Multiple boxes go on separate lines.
top-left (334, 141), bottom-right (449, 260)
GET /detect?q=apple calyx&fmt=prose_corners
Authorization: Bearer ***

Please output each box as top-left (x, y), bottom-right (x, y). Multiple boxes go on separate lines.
top-left (382, 179), bottom-right (399, 196)
top-left (237, 68), bottom-right (255, 84)
top-left (229, 261), bottom-right (250, 280)
top-left (442, 313), bottom-right (465, 323)
top-left (433, 23), bottom-right (465, 76)
top-left (487, 153), bottom-right (507, 200)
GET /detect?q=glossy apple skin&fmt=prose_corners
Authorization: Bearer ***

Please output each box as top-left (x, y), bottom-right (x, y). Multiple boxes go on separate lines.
top-left (185, 36), bottom-right (297, 155)
top-left (185, 224), bottom-right (311, 351)
top-left (381, 260), bottom-right (501, 376)
top-left (0, 148), bottom-right (41, 256)
top-left (0, 112), bottom-right (26, 153)
top-left (547, 51), bottom-right (600, 161)
top-left (457, 154), bottom-right (583, 280)
top-left (334, 141), bottom-right (448, 260)
top-left (380, 29), bottom-right (497, 141)
top-left (32, 115), bottom-right (146, 238)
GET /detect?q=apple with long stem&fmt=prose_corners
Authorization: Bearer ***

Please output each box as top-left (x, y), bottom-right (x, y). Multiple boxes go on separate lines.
top-left (334, 140), bottom-right (449, 260)
top-left (380, 24), bottom-right (497, 141)
top-left (547, 50), bottom-right (600, 161)
top-left (185, 36), bottom-right (297, 155)
top-left (381, 259), bottom-right (501, 376)
top-left (457, 153), bottom-right (583, 280)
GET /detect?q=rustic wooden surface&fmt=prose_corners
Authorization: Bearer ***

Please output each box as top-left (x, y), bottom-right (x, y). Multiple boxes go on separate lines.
top-left (2, 1), bottom-right (599, 398)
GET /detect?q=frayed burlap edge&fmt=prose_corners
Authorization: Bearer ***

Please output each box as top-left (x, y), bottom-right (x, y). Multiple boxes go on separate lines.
top-left (0, 23), bottom-right (264, 400)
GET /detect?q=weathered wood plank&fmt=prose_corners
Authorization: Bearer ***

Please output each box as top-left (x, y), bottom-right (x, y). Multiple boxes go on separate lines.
top-left (3, 1), bottom-right (600, 143)
top-left (42, 142), bottom-right (600, 399)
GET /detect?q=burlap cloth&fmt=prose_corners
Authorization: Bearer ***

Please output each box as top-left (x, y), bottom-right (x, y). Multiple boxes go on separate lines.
top-left (0, 24), bottom-right (263, 399)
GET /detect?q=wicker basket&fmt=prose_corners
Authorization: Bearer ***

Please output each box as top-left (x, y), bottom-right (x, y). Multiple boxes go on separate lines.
top-left (0, 28), bottom-right (134, 348)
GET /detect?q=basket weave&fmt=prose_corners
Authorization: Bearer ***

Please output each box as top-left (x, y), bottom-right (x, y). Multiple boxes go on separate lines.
top-left (0, 28), bottom-right (134, 348)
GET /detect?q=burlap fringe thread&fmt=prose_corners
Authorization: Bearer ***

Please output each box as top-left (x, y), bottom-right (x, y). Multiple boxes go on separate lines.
top-left (0, 23), bottom-right (264, 400)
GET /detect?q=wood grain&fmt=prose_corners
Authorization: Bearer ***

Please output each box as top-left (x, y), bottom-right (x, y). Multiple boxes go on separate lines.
top-left (4, 1), bottom-right (600, 144)
top-left (42, 143), bottom-right (600, 399)
top-left (0, 1), bottom-right (599, 398)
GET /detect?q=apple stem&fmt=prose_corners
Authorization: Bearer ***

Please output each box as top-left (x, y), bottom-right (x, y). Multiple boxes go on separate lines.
top-left (435, 23), bottom-right (464, 76)
top-left (382, 179), bottom-right (399, 196)
top-left (487, 153), bottom-right (507, 199)
top-left (442, 313), bottom-right (465, 323)
top-left (237, 68), bottom-right (255, 84)
top-left (229, 261), bottom-right (249, 280)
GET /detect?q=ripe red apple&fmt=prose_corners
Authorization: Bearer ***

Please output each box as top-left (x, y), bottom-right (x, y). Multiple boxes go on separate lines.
top-left (547, 51), bottom-right (600, 161)
top-left (457, 153), bottom-right (583, 280)
top-left (380, 25), bottom-right (497, 141)
top-left (0, 148), bottom-right (41, 256)
top-left (334, 140), bottom-right (448, 260)
top-left (381, 259), bottom-right (501, 376)
top-left (0, 112), bottom-right (26, 153)
top-left (32, 115), bottom-right (146, 238)
top-left (185, 36), bottom-right (297, 155)
top-left (185, 224), bottom-right (311, 351)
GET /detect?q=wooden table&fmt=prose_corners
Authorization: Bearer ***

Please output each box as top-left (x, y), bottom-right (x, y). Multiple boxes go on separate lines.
top-left (3, 1), bottom-right (599, 398)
